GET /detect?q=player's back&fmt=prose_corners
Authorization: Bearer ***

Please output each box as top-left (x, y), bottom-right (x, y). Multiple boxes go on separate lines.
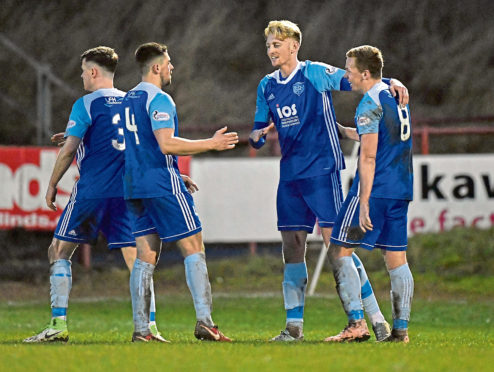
top-left (67, 88), bottom-right (126, 199)
top-left (122, 82), bottom-right (183, 199)
top-left (353, 82), bottom-right (413, 200)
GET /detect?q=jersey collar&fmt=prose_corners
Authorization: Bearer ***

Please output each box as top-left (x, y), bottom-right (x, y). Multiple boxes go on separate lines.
top-left (274, 61), bottom-right (301, 85)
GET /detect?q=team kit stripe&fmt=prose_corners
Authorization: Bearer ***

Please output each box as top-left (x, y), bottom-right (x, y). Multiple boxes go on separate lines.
top-left (166, 155), bottom-right (181, 195)
top-left (177, 192), bottom-right (196, 230)
top-left (60, 139), bottom-right (86, 236)
top-left (322, 92), bottom-right (344, 170)
top-left (59, 181), bottom-right (78, 236)
top-left (338, 196), bottom-right (359, 241)
top-left (165, 154), bottom-right (197, 231)
top-left (331, 172), bottom-right (343, 213)
top-left (76, 140), bottom-right (85, 170)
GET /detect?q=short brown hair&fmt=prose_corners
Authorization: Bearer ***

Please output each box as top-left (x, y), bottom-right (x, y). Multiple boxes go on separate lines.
top-left (80, 46), bottom-right (118, 74)
top-left (264, 20), bottom-right (302, 44)
top-left (135, 42), bottom-right (168, 74)
top-left (346, 45), bottom-right (383, 79)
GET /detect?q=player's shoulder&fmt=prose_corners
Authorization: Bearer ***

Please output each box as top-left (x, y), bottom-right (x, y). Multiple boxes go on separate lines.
top-left (302, 60), bottom-right (340, 75)
top-left (259, 72), bottom-right (275, 85)
top-left (80, 88), bottom-right (125, 109)
top-left (365, 81), bottom-right (391, 107)
top-left (133, 82), bottom-right (173, 102)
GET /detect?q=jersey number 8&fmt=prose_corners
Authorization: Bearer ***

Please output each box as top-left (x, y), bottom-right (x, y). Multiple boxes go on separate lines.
top-left (398, 105), bottom-right (411, 141)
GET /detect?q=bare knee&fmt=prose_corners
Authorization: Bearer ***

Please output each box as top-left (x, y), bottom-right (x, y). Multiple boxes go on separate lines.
top-left (48, 239), bottom-right (78, 264)
top-left (328, 244), bottom-right (353, 267)
top-left (136, 235), bottom-right (162, 265)
top-left (177, 233), bottom-right (204, 258)
top-left (383, 250), bottom-right (407, 270)
top-left (120, 246), bottom-right (137, 272)
top-left (281, 231), bottom-right (307, 263)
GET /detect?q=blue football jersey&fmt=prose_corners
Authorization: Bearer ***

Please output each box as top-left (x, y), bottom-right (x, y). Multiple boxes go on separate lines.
top-left (351, 82), bottom-right (413, 200)
top-left (122, 82), bottom-right (186, 199)
top-left (64, 88), bottom-right (126, 199)
top-left (254, 60), bottom-right (351, 181)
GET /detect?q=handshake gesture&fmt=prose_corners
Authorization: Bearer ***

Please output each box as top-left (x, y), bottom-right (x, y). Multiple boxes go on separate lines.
top-left (211, 126), bottom-right (239, 151)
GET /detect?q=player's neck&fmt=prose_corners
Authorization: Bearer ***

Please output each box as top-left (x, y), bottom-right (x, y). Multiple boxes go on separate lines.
top-left (90, 78), bottom-right (114, 91)
top-left (142, 75), bottom-right (161, 89)
top-left (279, 58), bottom-right (299, 78)
top-left (361, 79), bottom-right (382, 94)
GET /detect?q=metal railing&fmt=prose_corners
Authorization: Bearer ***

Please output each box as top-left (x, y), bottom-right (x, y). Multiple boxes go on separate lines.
top-left (0, 34), bottom-right (77, 145)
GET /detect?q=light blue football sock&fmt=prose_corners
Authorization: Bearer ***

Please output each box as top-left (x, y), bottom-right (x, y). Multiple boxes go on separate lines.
top-left (389, 263), bottom-right (414, 329)
top-left (50, 259), bottom-right (72, 320)
top-left (184, 252), bottom-right (213, 327)
top-left (333, 256), bottom-right (364, 322)
top-left (130, 258), bottom-right (155, 334)
top-left (352, 253), bottom-right (385, 325)
top-left (283, 262), bottom-right (307, 324)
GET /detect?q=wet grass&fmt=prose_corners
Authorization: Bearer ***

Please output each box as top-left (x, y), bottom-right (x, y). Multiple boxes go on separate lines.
top-left (1, 295), bottom-right (492, 371)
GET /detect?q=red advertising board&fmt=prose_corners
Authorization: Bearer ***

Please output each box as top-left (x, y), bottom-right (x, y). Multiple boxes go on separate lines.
top-left (0, 146), bottom-right (190, 231)
top-left (0, 146), bottom-right (69, 230)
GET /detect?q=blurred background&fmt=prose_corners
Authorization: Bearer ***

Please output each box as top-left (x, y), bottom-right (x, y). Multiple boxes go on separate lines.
top-left (0, 0), bottom-right (493, 300)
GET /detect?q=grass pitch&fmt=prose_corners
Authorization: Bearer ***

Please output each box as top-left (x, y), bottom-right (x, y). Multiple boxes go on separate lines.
top-left (1, 294), bottom-right (492, 372)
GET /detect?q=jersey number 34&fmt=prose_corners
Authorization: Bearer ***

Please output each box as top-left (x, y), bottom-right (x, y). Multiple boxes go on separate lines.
top-left (112, 107), bottom-right (140, 150)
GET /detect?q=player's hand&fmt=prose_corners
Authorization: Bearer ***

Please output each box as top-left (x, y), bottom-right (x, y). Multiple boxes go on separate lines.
top-left (359, 201), bottom-right (373, 233)
top-left (211, 126), bottom-right (239, 151)
top-left (389, 79), bottom-right (409, 106)
top-left (46, 185), bottom-right (58, 211)
top-left (249, 122), bottom-right (275, 143)
top-left (181, 174), bottom-right (199, 194)
top-left (51, 132), bottom-right (66, 147)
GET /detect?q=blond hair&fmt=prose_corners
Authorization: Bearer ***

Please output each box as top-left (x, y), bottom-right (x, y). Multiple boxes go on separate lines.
top-left (264, 20), bottom-right (302, 44)
top-left (346, 45), bottom-right (383, 79)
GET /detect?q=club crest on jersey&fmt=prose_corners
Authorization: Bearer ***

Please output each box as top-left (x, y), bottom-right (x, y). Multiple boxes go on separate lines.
top-left (326, 66), bottom-right (337, 74)
top-left (292, 82), bottom-right (304, 96)
top-left (153, 110), bottom-right (170, 121)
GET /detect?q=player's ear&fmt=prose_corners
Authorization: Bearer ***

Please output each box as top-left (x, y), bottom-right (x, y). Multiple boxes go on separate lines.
top-left (291, 41), bottom-right (300, 54)
top-left (151, 63), bottom-right (160, 75)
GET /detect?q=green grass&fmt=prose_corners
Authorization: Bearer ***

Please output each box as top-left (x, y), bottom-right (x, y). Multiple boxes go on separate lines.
top-left (1, 295), bottom-right (492, 371)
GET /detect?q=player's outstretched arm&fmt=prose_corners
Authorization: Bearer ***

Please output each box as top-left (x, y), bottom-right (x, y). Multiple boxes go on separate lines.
top-left (154, 127), bottom-right (238, 156)
top-left (249, 122), bottom-right (274, 149)
top-left (46, 136), bottom-right (81, 211)
top-left (249, 122), bottom-right (274, 145)
top-left (337, 123), bottom-right (359, 142)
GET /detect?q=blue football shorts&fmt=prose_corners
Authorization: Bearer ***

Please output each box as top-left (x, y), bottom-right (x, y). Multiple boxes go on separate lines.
top-left (330, 195), bottom-right (410, 251)
top-left (54, 197), bottom-right (135, 249)
top-left (126, 191), bottom-right (202, 243)
top-left (277, 172), bottom-right (343, 232)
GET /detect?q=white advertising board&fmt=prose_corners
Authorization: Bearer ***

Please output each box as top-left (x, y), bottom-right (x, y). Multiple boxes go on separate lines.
top-left (191, 155), bottom-right (494, 242)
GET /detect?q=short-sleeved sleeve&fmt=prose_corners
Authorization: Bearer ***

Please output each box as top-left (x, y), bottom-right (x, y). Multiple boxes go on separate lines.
top-left (148, 93), bottom-right (176, 131)
top-left (355, 96), bottom-right (382, 135)
top-left (65, 98), bottom-right (91, 138)
top-left (254, 77), bottom-right (270, 124)
top-left (303, 61), bottom-right (346, 93)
